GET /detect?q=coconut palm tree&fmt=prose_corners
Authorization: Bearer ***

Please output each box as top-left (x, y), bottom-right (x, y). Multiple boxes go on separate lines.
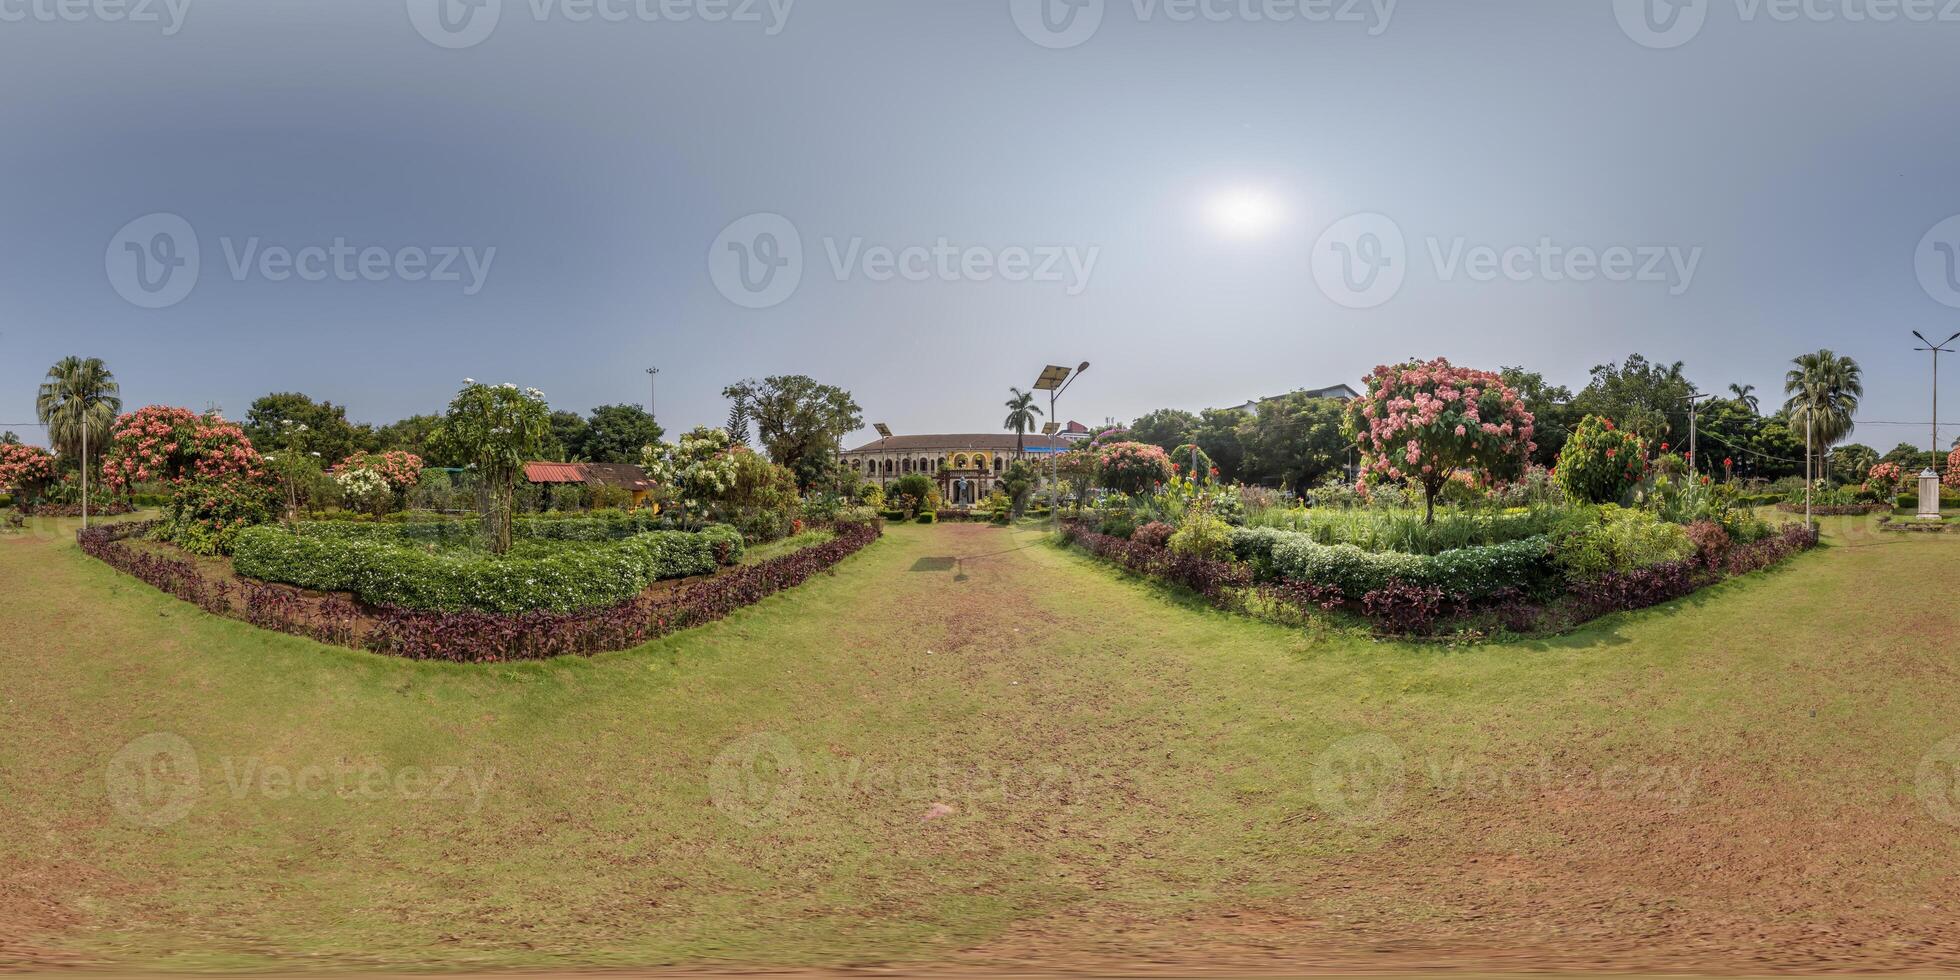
top-left (1728, 383), bottom-right (1759, 415)
top-left (1002, 387), bottom-right (1043, 454)
top-left (1782, 350), bottom-right (1862, 483)
top-left (36, 357), bottom-right (121, 465)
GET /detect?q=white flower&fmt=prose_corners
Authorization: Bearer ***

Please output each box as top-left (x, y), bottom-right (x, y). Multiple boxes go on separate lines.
top-left (464, 378), bottom-right (477, 384)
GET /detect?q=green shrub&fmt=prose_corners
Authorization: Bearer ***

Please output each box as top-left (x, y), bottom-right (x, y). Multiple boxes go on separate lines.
top-left (1168, 512), bottom-right (1234, 561)
top-left (232, 524), bottom-right (743, 613)
top-left (1232, 526), bottom-right (1554, 598)
top-left (1550, 505), bottom-right (1694, 583)
top-left (915, 511), bottom-right (936, 524)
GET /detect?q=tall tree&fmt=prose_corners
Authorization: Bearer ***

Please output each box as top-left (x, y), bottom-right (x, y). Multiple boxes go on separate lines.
top-left (1002, 387), bottom-right (1043, 453)
top-left (242, 392), bottom-right (364, 462)
top-left (1783, 349), bottom-right (1862, 482)
top-left (1501, 366), bottom-right (1575, 466)
top-left (1570, 354), bottom-right (1694, 440)
top-left (581, 404), bottom-right (665, 464)
top-left (1728, 383), bottom-right (1760, 414)
top-left (1236, 393), bottom-right (1348, 493)
top-left (1127, 408), bottom-right (1199, 454)
top-left (722, 376), bottom-right (863, 490)
top-left (1191, 408), bottom-right (1248, 483)
top-left (372, 414), bottom-right (451, 464)
top-left (544, 410), bottom-right (591, 461)
top-left (725, 392), bottom-right (752, 448)
top-left (36, 356), bottom-right (121, 468)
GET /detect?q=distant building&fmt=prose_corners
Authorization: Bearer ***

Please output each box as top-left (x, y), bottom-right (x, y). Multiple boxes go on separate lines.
top-left (1057, 420), bottom-right (1092, 443)
top-left (1214, 383), bottom-right (1361, 416)
top-left (842, 433), bottom-right (1069, 506)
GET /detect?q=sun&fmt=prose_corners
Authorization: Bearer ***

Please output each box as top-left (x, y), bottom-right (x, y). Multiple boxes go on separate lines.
top-left (1205, 186), bottom-right (1285, 239)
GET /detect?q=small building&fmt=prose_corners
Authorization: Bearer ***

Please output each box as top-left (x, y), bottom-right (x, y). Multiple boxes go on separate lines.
top-left (522, 461), bottom-right (655, 507)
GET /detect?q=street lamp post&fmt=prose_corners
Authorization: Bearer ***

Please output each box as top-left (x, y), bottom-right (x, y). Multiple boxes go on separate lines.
top-left (645, 366), bottom-right (660, 420)
top-left (1033, 361), bottom-right (1090, 530)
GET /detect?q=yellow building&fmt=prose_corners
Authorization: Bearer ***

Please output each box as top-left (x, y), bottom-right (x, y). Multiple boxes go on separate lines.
top-left (842, 433), bottom-right (1068, 507)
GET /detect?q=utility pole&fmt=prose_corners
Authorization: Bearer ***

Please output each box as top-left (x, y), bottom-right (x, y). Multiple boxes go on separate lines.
top-left (645, 366), bottom-right (660, 420)
top-left (1684, 391), bottom-right (1712, 475)
top-left (1913, 331), bottom-right (1959, 475)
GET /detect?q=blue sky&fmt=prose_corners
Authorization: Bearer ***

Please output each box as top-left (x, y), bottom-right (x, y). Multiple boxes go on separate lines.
top-left (4, 0), bottom-right (1959, 452)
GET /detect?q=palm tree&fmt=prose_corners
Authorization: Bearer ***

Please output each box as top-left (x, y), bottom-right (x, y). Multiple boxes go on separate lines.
top-left (1783, 350), bottom-right (1862, 484)
top-left (36, 357), bottom-right (121, 524)
top-left (1002, 387), bottom-right (1043, 454)
top-left (1728, 383), bottom-right (1759, 415)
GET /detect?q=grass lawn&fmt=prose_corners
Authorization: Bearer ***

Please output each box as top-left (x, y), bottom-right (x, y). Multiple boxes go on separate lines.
top-left (2, 512), bottom-right (1958, 973)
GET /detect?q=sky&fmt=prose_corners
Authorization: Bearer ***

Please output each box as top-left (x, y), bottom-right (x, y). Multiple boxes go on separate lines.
top-left (4, 0), bottom-right (1960, 454)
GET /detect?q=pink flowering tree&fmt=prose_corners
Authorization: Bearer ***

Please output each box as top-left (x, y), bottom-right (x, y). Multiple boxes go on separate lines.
top-left (100, 406), bottom-right (272, 553)
top-left (1946, 447), bottom-right (1960, 492)
top-left (1097, 441), bottom-right (1175, 495)
top-left (0, 443), bottom-right (59, 507)
top-left (1346, 358), bottom-right (1537, 523)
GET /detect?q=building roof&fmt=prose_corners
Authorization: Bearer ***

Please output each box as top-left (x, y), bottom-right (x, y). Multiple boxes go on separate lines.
top-left (524, 462), bottom-right (586, 484)
top-left (522, 461), bottom-right (654, 490)
top-left (1216, 383), bottom-right (1362, 415)
top-left (845, 433), bottom-right (1071, 453)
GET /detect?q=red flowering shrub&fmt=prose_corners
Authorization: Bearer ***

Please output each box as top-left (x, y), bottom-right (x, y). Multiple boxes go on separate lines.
top-left (1361, 580), bottom-right (1452, 635)
top-left (1554, 415), bottom-right (1649, 504)
top-left (100, 406), bottom-right (272, 553)
top-left (102, 406), bottom-right (267, 490)
top-left (0, 443), bottom-right (58, 504)
top-left (1097, 442), bottom-right (1175, 495)
top-left (1348, 358), bottom-right (1536, 521)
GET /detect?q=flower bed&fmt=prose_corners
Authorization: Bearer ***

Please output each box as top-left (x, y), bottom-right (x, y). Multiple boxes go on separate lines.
top-left (231, 522), bottom-right (744, 613)
top-left (1059, 518), bottom-right (1817, 639)
top-left (78, 520), bottom-right (881, 662)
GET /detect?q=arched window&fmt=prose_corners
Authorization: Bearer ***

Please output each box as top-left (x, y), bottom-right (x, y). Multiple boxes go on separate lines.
top-left (954, 454), bottom-right (968, 469)
top-left (994, 456), bottom-right (1004, 472)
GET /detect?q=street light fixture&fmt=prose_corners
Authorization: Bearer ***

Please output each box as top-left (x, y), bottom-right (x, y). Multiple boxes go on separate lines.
top-left (1033, 362), bottom-right (1090, 528)
top-left (645, 366), bottom-right (660, 419)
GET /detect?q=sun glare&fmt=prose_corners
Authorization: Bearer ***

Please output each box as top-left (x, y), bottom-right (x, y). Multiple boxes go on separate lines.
top-left (1206, 187), bottom-right (1285, 238)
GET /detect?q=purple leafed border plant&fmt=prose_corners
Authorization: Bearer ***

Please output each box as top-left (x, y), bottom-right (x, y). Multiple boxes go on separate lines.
top-left (1058, 519), bottom-right (1819, 638)
top-left (80, 519), bottom-right (881, 662)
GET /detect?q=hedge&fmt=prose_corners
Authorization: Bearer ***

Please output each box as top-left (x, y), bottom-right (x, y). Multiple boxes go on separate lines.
top-left (80, 520), bottom-right (882, 662)
top-left (1231, 526), bottom-right (1554, 598)
top-left (232, 524), bottom-right (744, 613)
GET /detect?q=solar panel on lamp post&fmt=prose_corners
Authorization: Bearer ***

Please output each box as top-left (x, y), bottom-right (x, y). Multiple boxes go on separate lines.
top-left (1033, 362), bottom-right (1089, 529)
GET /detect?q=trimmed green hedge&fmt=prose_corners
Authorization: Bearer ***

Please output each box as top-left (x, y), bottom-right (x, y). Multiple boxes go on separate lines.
top-left (233, 524), bottom-right (744, 613)
top-left (1231, 526), bottom-right (1554, 598)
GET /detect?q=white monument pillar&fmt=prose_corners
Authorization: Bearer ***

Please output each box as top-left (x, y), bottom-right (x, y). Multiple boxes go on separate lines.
top-left (1919, 468), bottom-right (1943, 521)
